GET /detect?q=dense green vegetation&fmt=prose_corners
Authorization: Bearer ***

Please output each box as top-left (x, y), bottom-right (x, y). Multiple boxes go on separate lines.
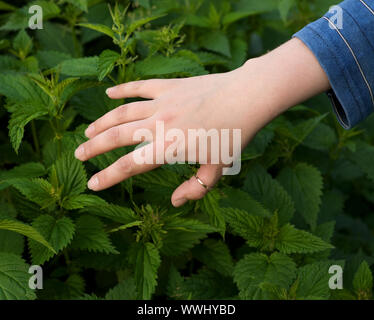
top-left (0, 0), bottom-right (373, 300)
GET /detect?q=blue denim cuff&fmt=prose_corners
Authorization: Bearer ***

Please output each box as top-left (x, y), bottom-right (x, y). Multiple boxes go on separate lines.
top-left (293, 0), bottom-right (374, 129)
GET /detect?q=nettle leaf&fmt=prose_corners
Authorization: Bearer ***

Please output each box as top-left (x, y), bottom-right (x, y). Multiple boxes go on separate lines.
top-left (9, 178), bottom-right (57, 209)
top-left (223, 208), bottom-right (265, 247)
top-left (36, 50), bottom-right (72, 69)
top-left (160, 218), bottom-right (216, 256)
top-left (277, 163), bottom-right (323, 230)
top-left (0, 219), bottom-right (55, 253)
top-left (276, 114), bottom-right (328, 148)
top-left (353, 261), bottom-right (373, 299)
top-left (278, 0), bottom-right (296, 22)
top-left (199, 30), bottom-right (231, 57)
top-left (276, 224), bottom-right (333, 254)
top-left (133, 242), bottom-right (161, 300)
top-left (98, 49), bottom-right (120, 81)
top-left (349, 140), bottom-right (374, 183)
top-left (8, 103), bottom-right (48, 153)
top-left (52, 152), bottom-right (87, 199)
top-left (295, 261), bottom-right (342, 300)
top-left (60, 57), bottom-right (99, 77)
top-left (81, 204), bottom-right (137, 224)
top-left (127, 14), bottom-right (165, 35)
top-left (65, 0), bottom-right (87, 12)
top-left (0, 162), bottom-right (45, 190)
top-left (234, 252), bottom-right (297, 299)
top-left (244, 164), bottom-right (295, 225)
top-left (71, 215), bottom-right (118, 254)
top-left (78, 23), bottom-right (115, 39)
top-left (62, 194), bottom-right (107, 210)
top-left (13, 29), bottom-right (33, 56)
top-left (220, 187), bottom-right (271, 218)
top-left (105, 278), bottom-right (137, 300)
top-left (0, 73), bottom-right (48, 103)
top-left (0, 253), bottom-right (36, 300)
top-left (135, 55), bottom-right (207, 77)
top-left (29, 215), bottom-right (75, 265)
top-left (199, 189), bottom-right (226, 235)
top-left (177, 269), bottom-right (237, 300)
top-left (192, 239), bottom-right (234, 277)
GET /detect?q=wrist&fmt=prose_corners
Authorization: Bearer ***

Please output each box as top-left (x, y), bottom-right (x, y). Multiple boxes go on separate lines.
top-left (236, 38), bottom-right (330, 124)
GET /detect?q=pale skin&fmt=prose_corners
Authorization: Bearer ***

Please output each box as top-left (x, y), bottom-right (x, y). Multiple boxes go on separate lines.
top-left (74, 37), bottom-right (330, 207)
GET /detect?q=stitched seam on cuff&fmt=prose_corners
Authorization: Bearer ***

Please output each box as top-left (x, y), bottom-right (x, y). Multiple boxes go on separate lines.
top-left (303, 24), bottom-right (363, 120)
top-left (323, 16), bottom-right (374, 111)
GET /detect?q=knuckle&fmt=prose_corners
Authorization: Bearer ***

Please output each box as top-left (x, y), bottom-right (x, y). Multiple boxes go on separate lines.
top-left (117, 156), bottom-right (134, 174)
top-left (107, 126), bottom-right (121, 145)
top-left (117, 105), bottom-right (128, 121)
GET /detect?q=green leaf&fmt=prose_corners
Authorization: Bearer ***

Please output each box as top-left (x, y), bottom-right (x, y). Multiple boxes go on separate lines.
top-left (36, 50), bottom-right (72, 69)
top-left (0, 162), bottom-right (45, 190)
top-left (52, 152), bottom-right (87, 199)
top-left (9, 178), bottom-right (56, 209)
top-left (135, 55), bottom-right (207, 77)
top-left (177, 269), bottom-right (237, 300)
top-left (71, 215), bottom-right (118, 254)
top-left (160, 218), bottom-right (216, 256)
top-left (105, 278), bottom-right (137, 300)
top-left (276, 223), bottom-right (333, 254)
top-left (234, 252), bottom-right (297, 299)
top-left (222, 208), bottom-right (266, 246)
top-left (133, 242), bottom-right (161, 300)
top-left (62, 194), bottom-right (107, 210)
top-left (199, 30), bottom-right (231, 57)
top-left (97, 49), bottom-right (120, 81)
top-left (0, 1), bottom-right (16, 11)
top-left (0, 219), bottom-right (55, 253)
top-left (127, 14), bottom-right (165, 35)
top-left (278, 0), bottom-right (296, 22)
top-left (13, 29), bottom-right (33, 57)
top-left (78, 23), bottom-right (115, 39)
top-left (244, 164), bottom-right (295, 224)
top-left (60, 57), bottom-right (99, 77)
top-left (220, 187), bottom-right (272, 218)
top-left (353, 261), bottom-right (373, 299)
top-left (302, 123), bottom-right (337, 151)
top-left (8, 103), bottom-right (48, 153)
top-left (349, 141), bottom-right (374, 183)
top-left (65, 0), bottom-right (87, 11)
top-left (277, 163), bottom-right (323, 230)
top-left (81, 204), bottom-right (137, 225)
top-left (0, 253), bottom-right (36, 300)
top-left (199, 189), bottom-right (226, 235)
top-left (295, 261), bottom-right (338, 299)
top-left (29, 215), bottom-right (75, 265)
top-left (192, 239), bottom-right (234, 277)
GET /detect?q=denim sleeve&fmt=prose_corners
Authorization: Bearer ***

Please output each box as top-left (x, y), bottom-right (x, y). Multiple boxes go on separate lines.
top-left (293, 0), bottom-right (374, 129)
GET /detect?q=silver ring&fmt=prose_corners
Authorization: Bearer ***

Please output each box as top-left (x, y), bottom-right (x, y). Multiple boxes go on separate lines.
top-left (195, 175), bottom-right (210, 191)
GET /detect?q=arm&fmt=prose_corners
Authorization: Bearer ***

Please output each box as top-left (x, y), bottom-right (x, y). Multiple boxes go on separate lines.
top-left (74, 0), bottom-right (374, 207)
top-left (74, 37), bottom-right (329, 207)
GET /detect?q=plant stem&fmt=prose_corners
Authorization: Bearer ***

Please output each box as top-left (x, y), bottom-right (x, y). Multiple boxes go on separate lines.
top-left (31, 120), bottom-right (41, 158)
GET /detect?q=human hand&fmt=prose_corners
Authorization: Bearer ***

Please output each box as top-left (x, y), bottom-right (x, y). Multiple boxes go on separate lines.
top-left (74, 38), bottom-right (330, 207)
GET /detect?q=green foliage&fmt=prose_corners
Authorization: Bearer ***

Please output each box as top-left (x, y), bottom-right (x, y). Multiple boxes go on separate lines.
top-left (0, 0), bottom-right (373, 301)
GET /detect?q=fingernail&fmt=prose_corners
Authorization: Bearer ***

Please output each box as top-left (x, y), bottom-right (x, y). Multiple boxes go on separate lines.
top-left (74, 145), bottom-right (85, 160)
top-left (106, 87), bottom-right (114, 95)
top-left (85, 124), bottom-right (95, 137)
top-left (173, 198), bottom-right (186, 207)
top-left (87, 176), bottom-right (99, 190)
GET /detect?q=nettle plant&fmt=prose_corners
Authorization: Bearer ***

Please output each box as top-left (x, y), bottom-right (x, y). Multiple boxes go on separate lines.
top-left (0, 0), bottom-right (374, 300)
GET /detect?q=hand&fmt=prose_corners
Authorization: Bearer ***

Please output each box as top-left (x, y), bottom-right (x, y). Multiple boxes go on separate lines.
top-left (74, 38), bottom-right (330, 207)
